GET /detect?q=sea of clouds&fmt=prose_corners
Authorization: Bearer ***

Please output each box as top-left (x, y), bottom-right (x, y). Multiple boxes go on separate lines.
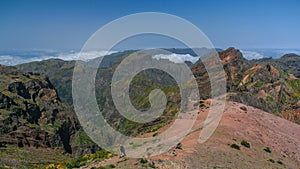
top-left (0, 50), bottom-right (117, 66)
top-left (152, 53), bottom-right (199, 63)
top-left (0, 49), bottom-right (299, 66)
top-left (240, 49), bottom-right (300, 60)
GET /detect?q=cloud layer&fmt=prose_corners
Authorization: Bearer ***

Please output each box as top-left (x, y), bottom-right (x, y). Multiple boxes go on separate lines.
top-left (241, 49), bottom-right (300, 60)
top-left (0, 50), bottom-right (116, 66)
top-left (1, 49), bottom-right (299, 66)
top-left (152, 53), bottom-right (199, 63)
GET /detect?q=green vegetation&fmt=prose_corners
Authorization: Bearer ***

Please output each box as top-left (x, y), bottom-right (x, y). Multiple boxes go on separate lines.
top-left (263, 147), bottom-right (271, 153)
top-left (241, 140), bottom-right (250, 148)
top-left (266, 158), bottom-right (275, 163)
top-left (277, 160), bottom-right (283, 165)
top-left (140, 158), bottom-right (147, 164)
top-left (287, 79), bottom-right (300, 99)
top-left (253, 80), bottom-right (264, 88)
top-left (91, 164), bottom-right (116, 169)
top-left (0, 145), bottom-right (72, 168)
top-left (71, 129), bottom-right (95, 147)
top-left (265, 96), bottom-right (274, 102)
top-left (45, 150), bottom-right (113, 169)
top-left (229, 143), bottom-right (240, 150)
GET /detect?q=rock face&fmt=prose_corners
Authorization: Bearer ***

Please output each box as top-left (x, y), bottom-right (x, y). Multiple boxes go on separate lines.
top-left (191, 47), bottom-right (300, 124)
top-left (250, 53), bottom-right (300, 78)
top-left (229, 62), bottom-right (300, 122)
top-left (219, 47), bottom-right (250, 90)
top-left (0, 64), bottom-right (98, 156)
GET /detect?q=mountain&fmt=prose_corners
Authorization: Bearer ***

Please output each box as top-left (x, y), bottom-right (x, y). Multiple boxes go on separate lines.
top-left (5, 47), bottom-right (300, 168)
top-left (230, 64), bottom-right (300, 119)
top-left (0, 65), bottom-right (100, 168)
top-left (16, 59), bottom-right (75, 105)
top-left (16, 48), bottom-right (300, 124)
top-left (249, 53), bottom-right (300, 78)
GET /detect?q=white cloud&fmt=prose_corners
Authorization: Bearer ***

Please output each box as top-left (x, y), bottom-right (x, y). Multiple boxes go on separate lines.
top-left (152, 53), bottom-right (199, 63)
top-left (56, 51), bottom-right (117, 61)
top-left (240, 50), bottom-right (269, 60)
top-left (0, 50), bottom-right (117, 66)
top-left (241, 49), bottom-right (300, 60)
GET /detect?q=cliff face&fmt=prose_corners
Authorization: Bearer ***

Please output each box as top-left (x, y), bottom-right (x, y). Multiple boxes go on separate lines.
top-left (0, 65), bottom-right (98, 156)
top-left (191, 48), bottom-right (300, 124)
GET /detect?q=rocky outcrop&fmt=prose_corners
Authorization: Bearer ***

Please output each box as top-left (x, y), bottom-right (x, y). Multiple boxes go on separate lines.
top-left (0, 64), bottom-right (99, 156)
top-left (191, 48), bottom-right (300, 124)
top-left (219, 47), bottom-right (250, 90)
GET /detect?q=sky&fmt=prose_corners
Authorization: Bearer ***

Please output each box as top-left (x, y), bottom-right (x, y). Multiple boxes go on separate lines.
top-left (0, 0), bottom-right (300, 51)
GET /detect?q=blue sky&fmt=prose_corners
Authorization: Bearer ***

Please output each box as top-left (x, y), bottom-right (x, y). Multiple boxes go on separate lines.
top-left (0, 0), bottom-right (299, 50)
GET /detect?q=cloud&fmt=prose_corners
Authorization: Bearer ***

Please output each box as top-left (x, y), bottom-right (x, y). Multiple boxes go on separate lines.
top-left (0, 50), bottom-right (117, 66)
top-left (240, 50), bottom-right (270, 60)
top-left (152, 53), bottom-right (199, 63)
top-left (241, 49), bottom-right (300, 60)
top-left (1, 49), bottom-right (299, 66)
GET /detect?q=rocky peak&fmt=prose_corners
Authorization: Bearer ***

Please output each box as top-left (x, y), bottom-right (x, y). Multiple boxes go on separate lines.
top-left (219, 47), bottom-right (245, 64)
top-left (218, 48), bottom-right (250, 91)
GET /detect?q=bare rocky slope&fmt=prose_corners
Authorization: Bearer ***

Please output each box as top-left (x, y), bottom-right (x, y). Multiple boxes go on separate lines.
top-left (82, 101), bottom-right (300, 169)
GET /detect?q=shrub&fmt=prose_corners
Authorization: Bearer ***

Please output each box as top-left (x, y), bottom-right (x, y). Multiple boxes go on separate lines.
top-left (107, 164), bottom-right (116, 168)
top-left (277, 160), bottom-right (283, 165)
top-left (94, 164), bottom-right (116, 169)
top-left (266, 158), bottom-right (275, 163)
top-left (140, 158), bottom-right (147, 164)
top-left (263, 147), bottom-right (271, 153)
top-left (229, 144), bottom-right (240, 150)
top-left (241, 140), bottom-right (250, 148)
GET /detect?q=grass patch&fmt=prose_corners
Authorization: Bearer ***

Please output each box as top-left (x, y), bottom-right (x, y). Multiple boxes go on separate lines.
top-left (45, 150), bottom-right (113, 169)
top-left (92, 164), bottom-right (116, 169)
top-left (253, 80), bottom-right (264, 88)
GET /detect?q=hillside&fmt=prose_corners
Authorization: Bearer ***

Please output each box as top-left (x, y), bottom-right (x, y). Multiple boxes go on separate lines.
top-left (250, 53), bottom-right (300, 78)
top-left (16, 47), bottom-right (300, 124)
top-left (80, 101), bottom-right (300, 169)
top-left (0, 65), bottom-right (100, 168)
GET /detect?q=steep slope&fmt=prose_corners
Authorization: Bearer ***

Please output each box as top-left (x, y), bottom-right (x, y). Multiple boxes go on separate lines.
top-left (16, 59), bottom-right (76, 105)
top-left (0, 65), bottom-right (99, 168)
top-left (16, 50), bottom-right (137, 104)
top-left (17, 53), bottom-right (182, 137)
top-left (82, 101), bottom-right (300, 169)
top-left (229, 64), bottom-right (300, 123)
top-left (250, 53), bottom-right (300, 78)
top-left (192, 47), bottom-right (250, 98)
top-left (16, 47), bottom-right (300, 125)
top-left (219, 47), bottom-right (251, 90)
top-left (191, 47), bottom-right (300, 124)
